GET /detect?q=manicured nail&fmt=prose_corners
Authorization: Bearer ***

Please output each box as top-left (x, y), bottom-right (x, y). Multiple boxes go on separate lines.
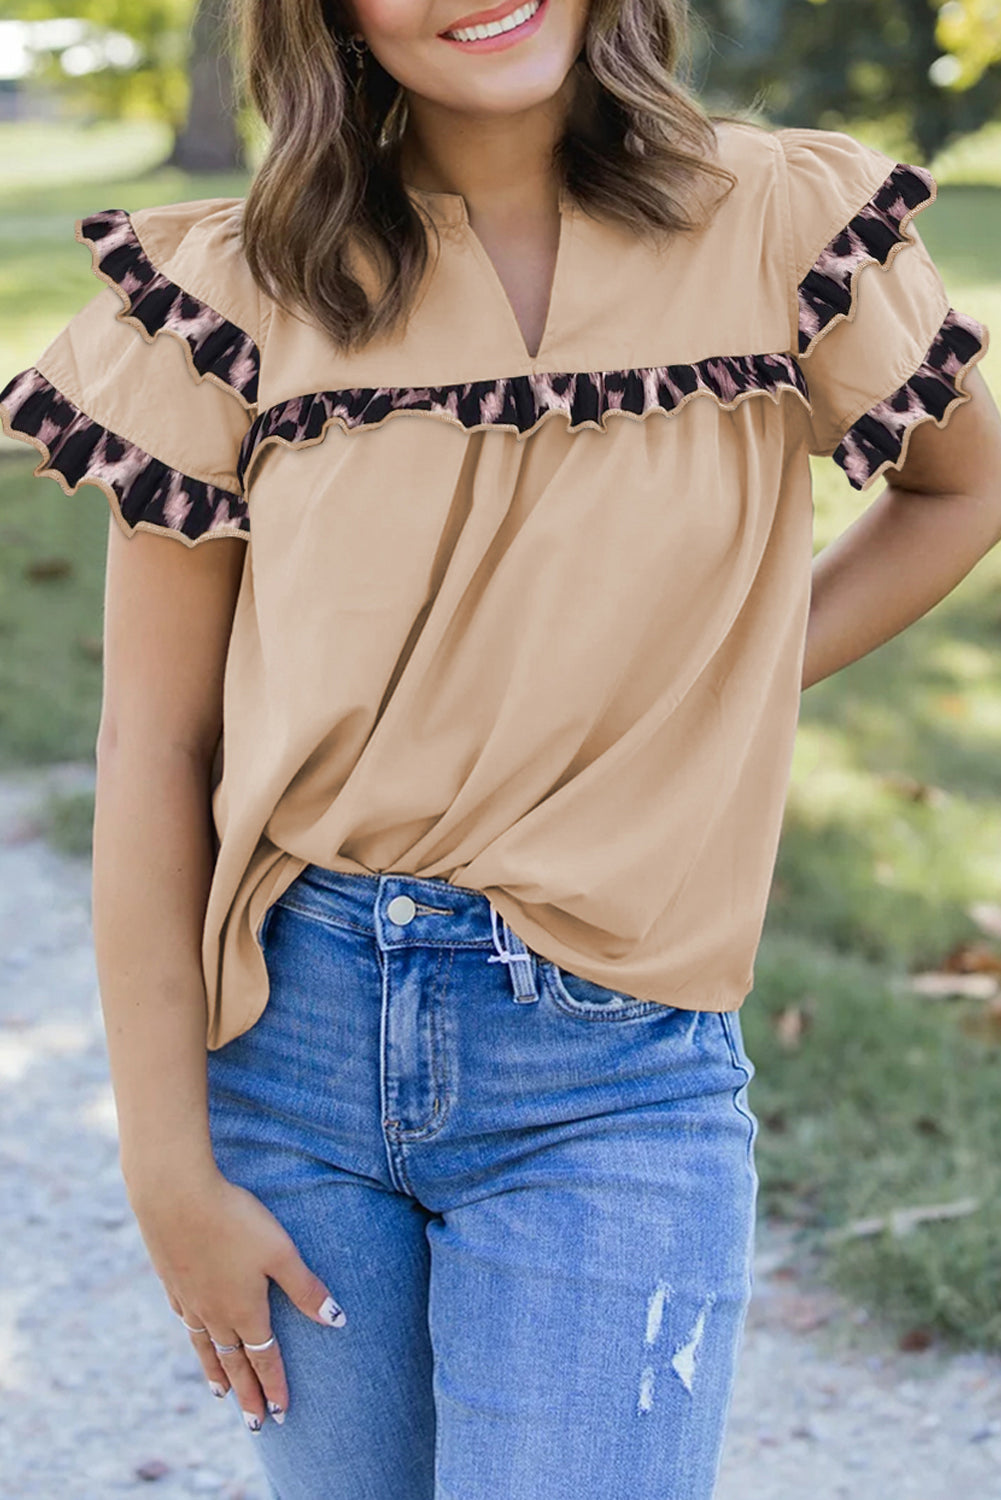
top-left (243, 1410), bottom-right (263, 1432)
top-left (318, 1296), bottom-right (347, 1327)
top-left (209, 1381), bottom-right (227, 1399)
top-left (267, 1400), bottom-right (286, 1425)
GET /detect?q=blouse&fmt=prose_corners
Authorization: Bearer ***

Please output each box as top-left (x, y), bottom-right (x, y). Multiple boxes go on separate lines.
top-left (0, 120), bottom-right (990, 1049)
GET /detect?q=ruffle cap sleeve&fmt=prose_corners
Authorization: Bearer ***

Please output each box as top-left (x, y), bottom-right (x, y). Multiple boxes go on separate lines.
top-left (0, 197), bottom-right (261, 546)
top-left (778, 126), bottom-right (989, 491)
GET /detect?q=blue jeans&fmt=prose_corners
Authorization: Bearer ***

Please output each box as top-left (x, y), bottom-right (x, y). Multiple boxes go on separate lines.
top-left (205, 866), bottom-right (759, 1500)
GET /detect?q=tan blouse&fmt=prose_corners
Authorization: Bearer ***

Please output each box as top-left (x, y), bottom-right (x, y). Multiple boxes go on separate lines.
top-left (1, 122), bottom-right (989, 1048)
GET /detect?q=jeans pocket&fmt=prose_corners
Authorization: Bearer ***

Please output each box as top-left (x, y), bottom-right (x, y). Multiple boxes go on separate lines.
top-left (718, 1008), bottom-right (756, 1081)
top-left (539, 959), bottom-right (677, 1022)
top-left (256, 900), bottom-right (279, 951)
top-left (255, 866), bottom-right (319, 952)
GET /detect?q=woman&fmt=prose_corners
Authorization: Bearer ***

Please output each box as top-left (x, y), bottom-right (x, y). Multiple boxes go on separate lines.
top-left (2, 0), bottom-right (998, 1493)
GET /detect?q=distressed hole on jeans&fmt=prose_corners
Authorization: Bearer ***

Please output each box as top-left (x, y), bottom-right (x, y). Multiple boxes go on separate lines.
top-left (637, 1365), bottom-right (657, 1414)
top-left (671, 1295), bottom-right (716, 1395)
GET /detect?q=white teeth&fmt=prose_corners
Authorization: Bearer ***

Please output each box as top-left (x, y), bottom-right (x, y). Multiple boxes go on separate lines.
top-left (445, 0), bottom-right (541, 42)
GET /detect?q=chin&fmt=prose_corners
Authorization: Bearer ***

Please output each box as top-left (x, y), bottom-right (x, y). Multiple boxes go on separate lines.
top-left (436, 59), bottom-right (576, 115)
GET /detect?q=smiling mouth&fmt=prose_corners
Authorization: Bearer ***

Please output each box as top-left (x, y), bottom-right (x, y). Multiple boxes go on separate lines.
top-left (440, 0), bottom-right (545, 45)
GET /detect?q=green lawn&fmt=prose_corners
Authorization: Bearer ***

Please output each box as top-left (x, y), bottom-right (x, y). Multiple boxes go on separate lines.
top-left (3, 116), bottom-right (1001, 1354)
top-left (0, 119), bottom-right (250, 770)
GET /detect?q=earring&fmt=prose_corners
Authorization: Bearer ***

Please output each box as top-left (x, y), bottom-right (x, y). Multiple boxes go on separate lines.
top-left (334, 31), bottom-right (369, 86)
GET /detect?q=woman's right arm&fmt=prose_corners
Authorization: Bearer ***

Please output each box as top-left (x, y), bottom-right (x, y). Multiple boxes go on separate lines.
top-left (92, 515), bottom-right (243, 1193)
top-left (90, 516), bottom-right (344, 1427)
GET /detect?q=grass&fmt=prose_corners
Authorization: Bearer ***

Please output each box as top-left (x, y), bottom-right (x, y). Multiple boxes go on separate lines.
top-left (0, 118), bottom-right (250, 372)
top-left (3, 114), bottom-right (1001, 1354)
top-left (747, 931), bottom-right (1001, 1352)
top-left (0, 118), bottom-right (251, 769)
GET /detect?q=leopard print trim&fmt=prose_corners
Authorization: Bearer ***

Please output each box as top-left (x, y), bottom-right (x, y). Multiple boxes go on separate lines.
top-left (834, 308), bottom-right (989, 491)
top-left (798, 162), bottom-right (936, 357)
top-left (238, 351), bottom-right (810, 483)
top-left (0, 366), bottom-right (250, 545)
top-left (77, 208), bottom-right (260, 407)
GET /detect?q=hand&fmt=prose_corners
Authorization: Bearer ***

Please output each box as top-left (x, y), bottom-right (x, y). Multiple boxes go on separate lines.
top-left (129, 1167), bottom-right (346, 1428)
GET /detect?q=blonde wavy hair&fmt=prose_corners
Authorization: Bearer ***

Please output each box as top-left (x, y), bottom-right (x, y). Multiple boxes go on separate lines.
top-left (233, 0), bottom-right (746, 352)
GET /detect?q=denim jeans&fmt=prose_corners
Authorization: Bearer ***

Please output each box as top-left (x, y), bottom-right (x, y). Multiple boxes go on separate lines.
top-left (205, 865), bottom-right (759, 1500)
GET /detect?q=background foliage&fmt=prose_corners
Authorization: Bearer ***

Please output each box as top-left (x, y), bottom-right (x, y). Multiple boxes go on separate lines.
top-left (693, 0), bottom-right (1001, 158)
top-left (7, 0), bottom-right (194, 128)
top-left (5, 0), bottom-right (1001, 162)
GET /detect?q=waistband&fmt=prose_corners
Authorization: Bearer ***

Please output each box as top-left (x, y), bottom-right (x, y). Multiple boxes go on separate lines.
top-left (285, 865), bottom-right (540, 1003)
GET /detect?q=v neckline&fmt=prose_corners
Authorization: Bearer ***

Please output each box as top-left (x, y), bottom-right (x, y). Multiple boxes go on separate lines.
top-left (407, 182), bottom-right (575, 367)
top-left (465, 185), bottom-right (573, 366)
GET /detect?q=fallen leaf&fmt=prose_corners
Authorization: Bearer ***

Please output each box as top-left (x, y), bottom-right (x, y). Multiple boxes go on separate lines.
top-left (135, 1458), bottom-right (171, 1481)
top-left (940, 941), bottom-right (1001, 976)
top-left (25, 557), bottom-right (73, 582)
top-left (775, 1004), bottom-right (808, 1049)
top-left (898, 1326), bottom-right (934, 1352)
top-left (880, 771), bottom-right (948, 804)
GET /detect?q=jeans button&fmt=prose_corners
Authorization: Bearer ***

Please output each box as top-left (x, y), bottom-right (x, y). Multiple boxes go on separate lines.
top-left (387, 895), bottom-right (417, 925)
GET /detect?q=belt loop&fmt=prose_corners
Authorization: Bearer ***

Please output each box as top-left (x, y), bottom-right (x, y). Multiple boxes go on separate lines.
top-left (488, 907), bottom-right (539, 1004)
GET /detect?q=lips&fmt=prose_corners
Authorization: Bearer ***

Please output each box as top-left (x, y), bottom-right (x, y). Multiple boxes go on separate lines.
top-left (438, 0), bottom-right (528, 35)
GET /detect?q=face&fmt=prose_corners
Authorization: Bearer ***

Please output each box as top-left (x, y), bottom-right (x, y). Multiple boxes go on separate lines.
top-left (347, 0), bottom-right (591, 120)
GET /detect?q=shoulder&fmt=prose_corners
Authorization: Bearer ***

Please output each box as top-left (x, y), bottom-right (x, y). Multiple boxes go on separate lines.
top-left (707, 119), bottom-right (919, 227)
top-left (697, 116), bottom-right (789, 204)
top-left (767, 126), bottom-right (935, 277)
top-left (770, 123), bottom-right (897, 186)
top-left (76, 197), bottom-right (262, 407)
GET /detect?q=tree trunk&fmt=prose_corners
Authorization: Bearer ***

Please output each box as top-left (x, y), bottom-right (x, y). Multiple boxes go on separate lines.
top-left (168, 0), bottom-right (244, 173)
top-left (897, 0), bottom-right (960, 159)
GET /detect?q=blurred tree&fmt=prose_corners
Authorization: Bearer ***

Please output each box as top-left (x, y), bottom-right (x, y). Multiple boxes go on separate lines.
top-left (9, 0), bottom-right (194, 128)
top-left (9, 0), bottom-right (246, 171)
top-left (693, 0), bottom-right (1001, 159)
top-left (167, 0), bottom-right (244, 171)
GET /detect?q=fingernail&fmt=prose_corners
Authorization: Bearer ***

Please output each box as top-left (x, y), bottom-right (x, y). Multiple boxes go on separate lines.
top-left (209, 1381), bottom-right (227, 1399)
top-left (243, 1410), bottom-right (263, 1432)
top-left (318, 1296), bottom-right (347, 1327)
top-left (267, 1400), bottom-right (286, 1425)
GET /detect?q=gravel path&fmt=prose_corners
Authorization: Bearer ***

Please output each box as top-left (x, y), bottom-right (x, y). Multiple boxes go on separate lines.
top-left (2, 762), bottom-right (1001, 1500)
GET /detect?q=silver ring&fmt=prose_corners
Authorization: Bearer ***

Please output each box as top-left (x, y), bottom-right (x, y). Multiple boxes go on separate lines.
top-left (243, 1335), bottom-right (277, 1352)
top-left (182, 1320), bottom-right (209, 1334)
top-left (211, 1339), bottom-right (244, 1355)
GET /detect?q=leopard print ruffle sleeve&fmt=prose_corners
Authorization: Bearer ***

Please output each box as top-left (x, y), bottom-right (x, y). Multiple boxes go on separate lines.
top-left (779, 126), bottom-right (989, 491)
top-left (0, 199), bottom-right (260, 546)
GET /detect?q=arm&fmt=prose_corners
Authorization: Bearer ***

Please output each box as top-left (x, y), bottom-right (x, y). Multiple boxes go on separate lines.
top-left (802, 365), bottom-right (1001, 691)
top-left (91, 513), bottom-right (246, 1198)
top-left (91, 513), bottom-right (344, 1425)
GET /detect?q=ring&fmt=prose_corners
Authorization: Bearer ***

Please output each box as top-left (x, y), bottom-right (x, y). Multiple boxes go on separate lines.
top-left (181, 1320), bottom-right (209, 1334)
top-left (243, 1335), bottom-right (277, 1352)
top-left (211, 1339), bottom-right (244, 1355)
